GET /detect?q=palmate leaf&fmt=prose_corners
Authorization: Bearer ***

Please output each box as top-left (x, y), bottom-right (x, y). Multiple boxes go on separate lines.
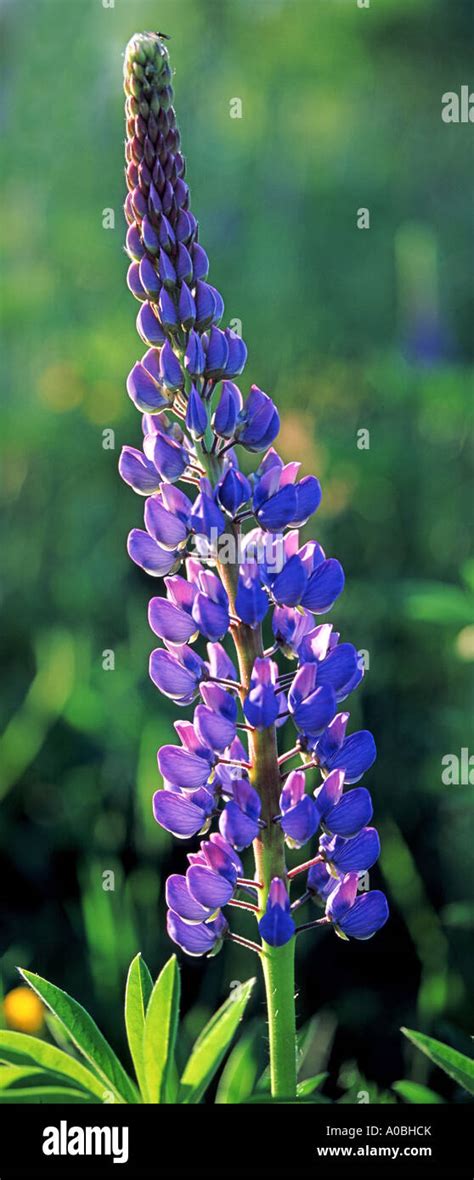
top-left (180, 978), bottom-right (255, 1104)
top-left (402, 1028), bottom-right (474, 1096)
top-left (0, 1031), bottom-right (108, 1100)
top-left (124, 953), bottom-right (153, 1099)
top-left (143, 956), bottom-right (180, 1104)
top-left (19, 969), bottom-right (139, 1104)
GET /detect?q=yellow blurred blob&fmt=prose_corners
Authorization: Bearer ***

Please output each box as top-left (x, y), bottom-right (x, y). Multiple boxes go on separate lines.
top-left (37, 362), bottom-right (84, 411)
top-left (278, 412), bottom-right (325, 474)
top-left (456, 626), bottom-right (474, 661)
top-left (3, 986), bottom-right (45, 1033)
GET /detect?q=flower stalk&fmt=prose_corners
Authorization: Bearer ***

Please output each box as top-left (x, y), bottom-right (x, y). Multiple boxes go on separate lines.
top-left (119, 31), bottom-right (389, 1103)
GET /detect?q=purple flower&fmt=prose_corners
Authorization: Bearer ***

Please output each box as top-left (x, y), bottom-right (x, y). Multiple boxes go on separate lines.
top-left (204, 327), bottom-right (229, 378)
top-left (314, 714), bottom-right (377, 783)
top-left (235, 561), bottom-right (269, 628)
top-left (188, 834), bottom-right (243, 882)
top-left (307, 861), bottom-right (338, 905)
top-left (223, 329), bottom-right (247, 378)
top-left (243, 658), bottom-right (279, 729)
top-left (167, 911), bottom-right (228, 957)
top-left (217, 466), bottom-right (252, 515)
top-left (259, 879), bottom-right (295, 947)
top-left (322, 827), bottom-right (381, 874)
top-left (119, 447), bottom-right (162, 496)
top-left (213, 381), bottom-right (243, 438)
top-left (302, 639), bottom-right (363, 702)
top-left (236, 387), bottom-right (280, 453)
top-left (186, 386), bottom-right (208, 439)
top-left (288, 664), bottom-right (337, 737)
top-left (219, 780), bottom-right (261, 850)
top-left (127, 354), bottom-right (169, 413)
top-left (127, 529), bottom-right (180, 576)
top-left (149, 644), bottom-right (205, 704)
top-left (145, 488), bottom-right (192, 549)
top-left (194, 686), bottom-right (237, 753)
top-left (136, 303), bottom-right (166, 347)
top-left (189, 480), bottom-right (226, 540)
top-left (272, 605), bottom-right (317, 656)
top-left (314, 770), bottom-right (373, 838)
top-left (277, 770), bottom-right (319, 848)
top-left (185, 330), bottom-right (206, 377)
top-left (153, 786), bottom-right (215, 838)
top-left (326, 876), bottom-right (389, 941)
top-left (166, 874), bottom-right (215, 921)
top-left (158, 737), bottom-right (215, 790)
top-left (146, 429), bottom-right (189, 483)
top-left (253, 451), bottom-right (321, 531)
top-left (160, 340), bottom-right (184, 390)
top-left (191, 568), bottom-right (230, 642)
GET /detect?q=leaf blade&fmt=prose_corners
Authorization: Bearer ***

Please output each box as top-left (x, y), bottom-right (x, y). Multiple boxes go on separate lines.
top-left (401, 1028), bottom-right (474, 1095)
top-left (180, 978), bottom-right (255, 1104)
top-left (297, 1072), bottom-right (328, 1097)
top-left (0, 1085), bottom-right (97, 1103)
top-left (0, 1031), bottom-right (109, 1100)
top-left (124, 953), bottom-right (153, 1099)
top-left (19, 969), bottom-right (139, 1104)
top-left (143, 956), bottom-right (180, 1104)
top-left (392, 1080), bottom-right (444, 1104)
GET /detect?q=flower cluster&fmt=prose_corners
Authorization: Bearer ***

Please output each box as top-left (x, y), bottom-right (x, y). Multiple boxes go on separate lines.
top-left (121, 33), bottom-right (388, 960)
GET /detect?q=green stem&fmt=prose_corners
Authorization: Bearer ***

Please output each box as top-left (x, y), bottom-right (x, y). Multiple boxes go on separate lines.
top-left (261, 938), bottom-right (297, 1098)
top-left (213, 522), bottom-right (297, 1099)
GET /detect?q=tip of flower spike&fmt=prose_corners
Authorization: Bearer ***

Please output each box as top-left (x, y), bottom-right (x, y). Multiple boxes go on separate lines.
top-left (124, 32), bottom-right (170, 90)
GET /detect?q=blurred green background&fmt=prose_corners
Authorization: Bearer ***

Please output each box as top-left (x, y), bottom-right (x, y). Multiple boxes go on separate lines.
top-left (1, 0), bottom-right (473, 1100)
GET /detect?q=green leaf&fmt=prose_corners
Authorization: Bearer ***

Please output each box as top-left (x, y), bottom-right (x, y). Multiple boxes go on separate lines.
top-left (0, 1065), bottom-right (50, 1089)
top-left (244, 1094), bottom-right (330, 1104)
top-left (124, 953), bottom-right (153, 1098)
top-left (393, 1080), bottom-right (444, 1104)
top-left (0, 1085), bottom-right (96, 1103)
top-left (180, 978), bottom-right (255, 1104)
top-left (143, 956), bottom-right (180, 1104)
top-left (215, 1024), bottom-right (261, 1104)
top-left (0, 1031), bottom-right (108, 1100)
top-left (19, 969), bottom-right (139, 1104)
top-left (401, 1028), bottom-right (474, 1095)
top-left (297, 1072), bottom-right (328, 1097)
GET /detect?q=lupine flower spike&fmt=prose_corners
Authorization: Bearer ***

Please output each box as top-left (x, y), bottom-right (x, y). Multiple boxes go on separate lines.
top-left (121, 32), bottom-right (388, 1100)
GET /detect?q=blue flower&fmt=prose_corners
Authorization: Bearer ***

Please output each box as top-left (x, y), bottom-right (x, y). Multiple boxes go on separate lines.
top-left (326, 876), bottom-right (389, 941)
top-left (236, 387), bottom-right (280, 453)
top-left (314, 714), bottom-right (377, 783)
top-left (277, 770), bottom-right (319, 848)
top-left (167, 911), bottom-right (228, 956)
top-left (213, 381), bottom-right (243, 438)
top-left (288, 663), bottom-right (337, 737)
top-left (235, 561), bottom-right (269, 627)
top-left (219, 780), bottom-right (262, 850)
top-left (243, 658), bottom-right (280, 729)
top-left (127, 353), bottom-right (169, 412)
top-left (149, 644), bottom-right (205, 705)
top-left (217, 466), bottom-right (252, 515)
top-left (259, 879), bottom-right (295, 947)
top-left (186, 385), bottom-right (208, 439)
top-left (322, 827), bottom-right (381, 874)
top-left (153, 786), bottom-right (215, 838)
